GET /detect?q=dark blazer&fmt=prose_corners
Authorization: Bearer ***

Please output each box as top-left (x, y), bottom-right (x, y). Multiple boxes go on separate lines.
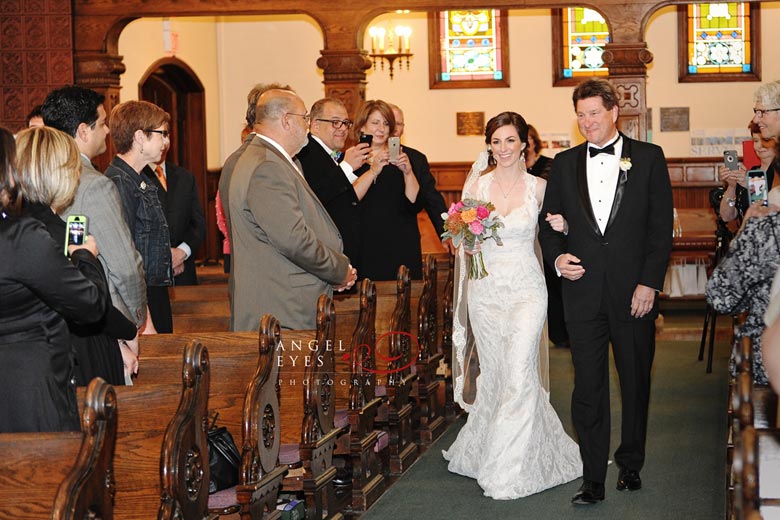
top-left (146, 161), bottom-right (206, 285)
top-left (297, 134), bottom-right (361, 271)
top-left (403, 145), bottom-right (448, 237)
top-left (539, 133), bottom-right (674, 322)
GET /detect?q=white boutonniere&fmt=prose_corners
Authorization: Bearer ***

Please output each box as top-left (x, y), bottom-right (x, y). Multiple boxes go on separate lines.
top-left (619, 157), bottom-right (632, 171)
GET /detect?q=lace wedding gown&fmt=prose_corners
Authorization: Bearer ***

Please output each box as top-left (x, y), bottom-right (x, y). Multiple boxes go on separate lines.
top-left (442, 171), bottom-right (582, 499)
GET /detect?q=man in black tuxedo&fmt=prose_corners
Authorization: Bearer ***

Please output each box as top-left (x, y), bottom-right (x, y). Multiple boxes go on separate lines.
top-left (148, 145), bottom-right (206, 285)
top-left (390, 104), bottom-right (453, 253)
top-left (538, 79), bottom-right (673, 505)
top-left (297, 97), bottom-right (370, 271)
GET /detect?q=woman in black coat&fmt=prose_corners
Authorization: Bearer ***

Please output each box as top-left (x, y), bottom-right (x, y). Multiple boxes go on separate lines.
top-left (0, 127), bottom-right (106, 433)
top-left (16, 126), bottom-right (137, 386)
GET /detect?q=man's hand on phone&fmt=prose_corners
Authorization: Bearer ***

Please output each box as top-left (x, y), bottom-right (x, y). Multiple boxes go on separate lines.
top-left (344, 143), bottom-right (370, 170)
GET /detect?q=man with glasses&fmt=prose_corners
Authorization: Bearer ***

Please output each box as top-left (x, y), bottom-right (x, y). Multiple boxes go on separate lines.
top-left (539, 78), bottom-right (673, 505)
top-left (225, 88), bottom-right (356, 331)
top-left (297, 97), bottom-right (371, 272)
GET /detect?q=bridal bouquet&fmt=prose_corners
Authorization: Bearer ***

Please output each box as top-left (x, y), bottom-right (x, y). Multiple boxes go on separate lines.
top-left (441, 198), bottom-right (503, 279)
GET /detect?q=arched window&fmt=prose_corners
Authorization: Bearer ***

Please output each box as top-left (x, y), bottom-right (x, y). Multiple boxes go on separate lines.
top-left (552, 8), bottom-right (610, 87)
top-left (428, 9), bottom-right (510, 89)
top-left (678, 2), bottom-right (760, 82)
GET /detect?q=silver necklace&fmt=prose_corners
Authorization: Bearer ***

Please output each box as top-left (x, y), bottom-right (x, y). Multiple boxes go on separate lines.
top-left (494, 172), bottom-right (522, 199)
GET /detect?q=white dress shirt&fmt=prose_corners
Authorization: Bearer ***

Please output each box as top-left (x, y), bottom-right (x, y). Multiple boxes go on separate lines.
top-left (311, 134), bottom-right (357, 183)
top-left (153, 161), bottom-right (191, 260)
top-left (256, 133), bottom-right (304, 178)
top-left (587, 133), bottom-right (622, 235)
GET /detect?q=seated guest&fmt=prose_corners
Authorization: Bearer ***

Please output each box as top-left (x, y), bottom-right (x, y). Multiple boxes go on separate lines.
top-left (297, 97), bottom-right (371, 272)
top-left (146, 139), bottom-right (206, 286)
top-left (0, 126), bottom-right (106, 432)
top-left (707, 201), bottom-right (780, 385)
top-left (105, 101), bottom-right (174, 333)
top-left (718, 120), bottom-right (777, 224)
top-left (16, 126), bottom-right (138, 385)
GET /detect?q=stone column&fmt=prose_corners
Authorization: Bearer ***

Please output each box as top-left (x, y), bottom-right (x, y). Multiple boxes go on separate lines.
top-left (602, 42), bottom-right (654, 142)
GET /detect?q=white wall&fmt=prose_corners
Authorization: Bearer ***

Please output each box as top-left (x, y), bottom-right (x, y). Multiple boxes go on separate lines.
top-left (117, 5), bottom-right (780, 166)
top-left (119, 17), bottom-right (221, 169)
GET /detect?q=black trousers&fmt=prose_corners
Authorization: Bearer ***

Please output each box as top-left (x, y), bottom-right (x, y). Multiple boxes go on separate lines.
top-left (566, 290), bottom-right (655, 484)
top-left (147, 285), bottom-right (173, 334)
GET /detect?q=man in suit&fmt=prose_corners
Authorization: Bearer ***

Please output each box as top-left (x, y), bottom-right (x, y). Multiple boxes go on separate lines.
top-left (538, 78), bottom-right (673, 505)
top-left (226, 88), bottom-right (357, 331)
top-left (297, 97), bottom-right (370, 272)
top-left (147, 144), bottom-right (206, 285)
top-left (41, 86), bottom-right (148, 330)
top-left (390, 103), bottom-right (453, 254)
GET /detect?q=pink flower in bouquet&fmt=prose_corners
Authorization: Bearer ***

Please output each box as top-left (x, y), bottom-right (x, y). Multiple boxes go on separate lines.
top-left (476, 205), bottom-right (489, 219)
top-left (448, 202), bottom-right (460, 216)
top-left (469, 221), bottom-right (484, 235)
top-left (461, 208), bottom-right (477, 224)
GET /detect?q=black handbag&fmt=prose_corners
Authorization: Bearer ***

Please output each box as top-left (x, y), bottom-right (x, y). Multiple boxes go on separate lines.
top-left (207, 413), bottom-right (241, 494)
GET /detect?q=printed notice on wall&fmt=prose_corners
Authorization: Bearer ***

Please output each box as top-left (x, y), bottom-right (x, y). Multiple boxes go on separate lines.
top-left (690, 128), bottom-right (751, 157)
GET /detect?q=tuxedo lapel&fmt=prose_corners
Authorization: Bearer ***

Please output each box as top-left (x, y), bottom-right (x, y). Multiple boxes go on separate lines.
top-left (605, 133), bottom-right (631, 233)
top-left (576, 145), bottom-right (602, 238)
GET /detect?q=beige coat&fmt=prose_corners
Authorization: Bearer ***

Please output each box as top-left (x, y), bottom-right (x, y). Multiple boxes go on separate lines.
top-left (227, 135), bottom-right (348, 331)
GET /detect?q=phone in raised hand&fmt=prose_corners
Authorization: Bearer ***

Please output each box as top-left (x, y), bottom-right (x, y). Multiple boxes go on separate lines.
top-left (388, 136), bottom-right (400, 162)
top-left (64, 215), bottom-right (88, 255)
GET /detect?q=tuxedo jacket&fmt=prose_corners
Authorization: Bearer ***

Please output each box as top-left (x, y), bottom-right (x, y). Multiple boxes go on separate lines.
top-left (146, 161), bottom-right (206, 285)
top-left (539, 134), bottom-right (674, 322)
top-left (297, 134), bottom-right (361, 270)
top-left (226, 135), bottom-right (349, 331)
top-left (63, 156), bottom-right (147, 327)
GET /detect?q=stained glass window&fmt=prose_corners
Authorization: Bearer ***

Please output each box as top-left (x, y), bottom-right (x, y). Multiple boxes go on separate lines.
top-left (429, 10), bottom-right (509, 89)
top-left (679, 3), bottom-right (760, 82)
top-left (552, 8), bottom-right (610, 86)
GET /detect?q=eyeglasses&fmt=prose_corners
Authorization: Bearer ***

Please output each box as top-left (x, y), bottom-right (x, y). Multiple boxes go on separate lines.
top-left (315, 118), bottom-right (353, 129)
top-left (286, 112), bottom-right (311, 123)
top-left (753, 108), bottom-right (780, 118)
top-left (146, 129), bottom-right (170, 139)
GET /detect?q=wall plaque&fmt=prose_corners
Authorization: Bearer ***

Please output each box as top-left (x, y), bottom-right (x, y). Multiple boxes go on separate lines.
top-left (660, 107), bottom-right (690, 132)
top-left (456, 112), bottom-right (485, 136)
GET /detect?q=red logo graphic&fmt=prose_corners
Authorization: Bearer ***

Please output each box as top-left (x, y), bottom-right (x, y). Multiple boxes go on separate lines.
top-left (341, 331), bottom-right (419, 375)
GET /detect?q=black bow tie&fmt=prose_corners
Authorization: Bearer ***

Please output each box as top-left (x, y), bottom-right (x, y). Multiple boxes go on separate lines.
top-left (589, 144), bottom-right (615, 157)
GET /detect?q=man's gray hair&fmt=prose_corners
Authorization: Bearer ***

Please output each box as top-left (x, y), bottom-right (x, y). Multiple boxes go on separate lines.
top-left (255, 89), bottom-right (298, 125)
top-left (754, 81), bottom-right (780, 109)
top-left (246, 82), bottom-right (294, 127)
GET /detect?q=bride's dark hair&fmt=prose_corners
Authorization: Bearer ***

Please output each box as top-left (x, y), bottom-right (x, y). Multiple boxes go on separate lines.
top-left (484, 111), bottom-right (529, 169)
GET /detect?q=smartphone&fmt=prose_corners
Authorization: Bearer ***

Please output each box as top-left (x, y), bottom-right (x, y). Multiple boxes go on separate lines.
top-left (388, 136), bottom-right (400, 162)
top-left (723, 150), bottom-right (739, 171)
top-left (747, 168), bottom-right (769, 206)
top-left (64, 215), bottom-right (88, 255)
top-left (359, 133), bottom-right (373, 147)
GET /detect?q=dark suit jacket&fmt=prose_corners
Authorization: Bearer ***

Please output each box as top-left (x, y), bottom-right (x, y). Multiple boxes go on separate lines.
top-left (403, 145), bottom-right (448, 237)
top-left (146, 162), bottom-right (206, 285)
top-left (539, 133), bottom-right (674, 322)
top-left (297, 134), bottom-right (361, 270)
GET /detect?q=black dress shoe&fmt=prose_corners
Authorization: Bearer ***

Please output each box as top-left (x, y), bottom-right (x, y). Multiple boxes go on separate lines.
top-left (571, 480), bottom-right (605, 505)
top-left (616, 468), bottom-right (642, 491)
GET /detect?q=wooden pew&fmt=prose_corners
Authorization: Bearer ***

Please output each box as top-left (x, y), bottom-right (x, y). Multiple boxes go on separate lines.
top-left (332, 278), bottom-right (386, 513)
top-left (138, 320), bottom-right (288, 520)
top-left (79, 340), bottom-right (213, 520)
top-left (0, 377), bottom-right (117, 520)
top-left (413, 255), bottom-right (446, 446)
top-left (437, 253), bottom-right (458, 422)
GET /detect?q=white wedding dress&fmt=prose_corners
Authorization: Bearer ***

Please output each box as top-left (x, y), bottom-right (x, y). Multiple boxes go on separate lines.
top-left (442, 171), bottom-right (582, 499)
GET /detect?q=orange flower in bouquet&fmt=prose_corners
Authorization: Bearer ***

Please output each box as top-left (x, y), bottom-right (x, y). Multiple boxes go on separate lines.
top-left (441, 198), bottom-right (504, 279)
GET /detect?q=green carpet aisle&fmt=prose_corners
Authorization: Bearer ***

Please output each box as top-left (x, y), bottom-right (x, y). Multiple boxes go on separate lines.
top-left (363, 340), bottom-right (730, 520)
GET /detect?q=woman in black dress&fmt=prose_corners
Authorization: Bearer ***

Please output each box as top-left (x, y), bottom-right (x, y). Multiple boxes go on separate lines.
top-left (0, 127), bottom-right (106, 432)
top-left (16, 126), bottom-right (137, 386)
top-left (352, 100), bottom-right (424, 280)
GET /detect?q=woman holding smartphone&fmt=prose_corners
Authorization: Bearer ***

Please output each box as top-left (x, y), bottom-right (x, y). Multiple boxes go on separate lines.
top-left (718, 120), bottom-right (777, 223)
top-left (351, 99), bottom-right (423, 280)
top-left (0, 126), bottom-right (106, 432)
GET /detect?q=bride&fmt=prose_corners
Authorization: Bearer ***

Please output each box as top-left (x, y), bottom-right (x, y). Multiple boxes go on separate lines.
top-left (442, 111), bottom-right (582, 499)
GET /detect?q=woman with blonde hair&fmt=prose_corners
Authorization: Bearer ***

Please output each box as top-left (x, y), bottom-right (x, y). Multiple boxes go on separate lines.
top-left (106, 100), bottom-right (173, 333)
top-left (16, 126), bottom-right (138, 386)
top-left (0, 126), bottom-right (106, 432)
